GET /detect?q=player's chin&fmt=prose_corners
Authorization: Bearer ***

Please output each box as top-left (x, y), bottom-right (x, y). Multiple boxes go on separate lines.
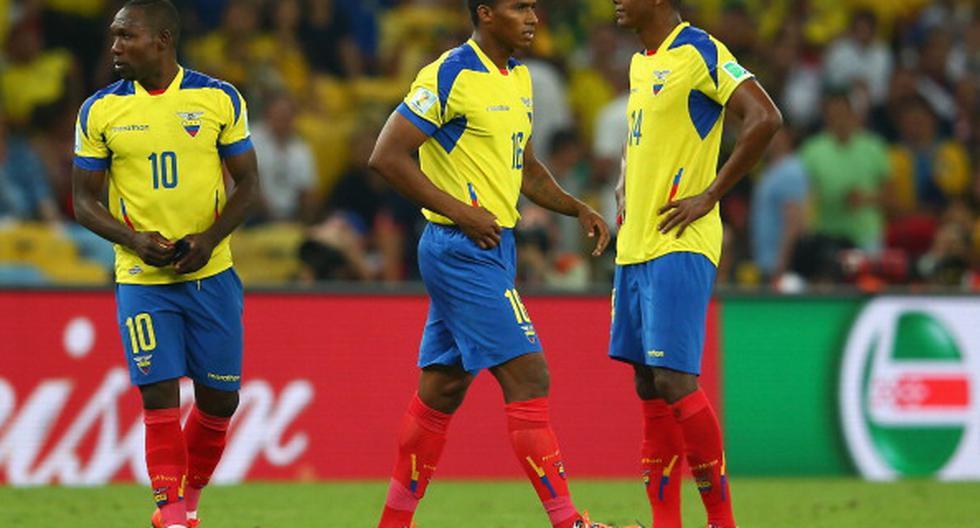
top-left (512, 31), bottom-right (535, 49)
top-left (113, 64), bottom-right (135, 80)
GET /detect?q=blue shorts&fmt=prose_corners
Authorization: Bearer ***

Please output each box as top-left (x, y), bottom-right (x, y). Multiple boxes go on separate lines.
top-left (115, 268), bottom-right (244, 391)
top-left (418, 223), bottom-right (542, 373)
top-left (608, 252), bottom-right (716, 375)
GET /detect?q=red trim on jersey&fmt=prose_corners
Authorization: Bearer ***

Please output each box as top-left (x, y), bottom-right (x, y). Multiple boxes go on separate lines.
top-left (499, 68), bottom-right (509, 75)
top-left (645, 49), bottom-right (657, 56)
top-left (146, 88), bottom-right (167, 95)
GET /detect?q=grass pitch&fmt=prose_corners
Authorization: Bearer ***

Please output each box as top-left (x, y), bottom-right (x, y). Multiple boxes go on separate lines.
top-left (3, 478), bottom-right (980, 527)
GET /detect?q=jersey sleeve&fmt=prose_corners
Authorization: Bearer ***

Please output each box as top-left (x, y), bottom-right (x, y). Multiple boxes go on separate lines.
top-left (216, 82), bottom-right (254, 158)
top-left (710, 39), bottom-right (754, 105)
top-left (73, 96), bottom-right (109, 171)
top-left (395, 63), bottom-right (444, 136)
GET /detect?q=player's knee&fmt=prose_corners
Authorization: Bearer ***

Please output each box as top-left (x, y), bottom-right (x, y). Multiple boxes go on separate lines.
top-left (139, 380), bottom-right (180, 410)
top-left (429, 379), bottom-right (470, 412)
top-left (652, 369), bottom-right (697, 403)
top-left (633, 365), bottom-right (657, 400)
top-left (196, 390), bottom-right (239, 418)
top-left (503, 370), bottom-right (550, 402)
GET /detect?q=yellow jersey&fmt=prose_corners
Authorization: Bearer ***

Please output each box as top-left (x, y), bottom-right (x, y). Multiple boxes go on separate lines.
top-left (397, 39), bottom-right (533, 228)
top-left (618, 23), bottom-right (753, 266)
top-left (74, 67), bottom-right (253, 284)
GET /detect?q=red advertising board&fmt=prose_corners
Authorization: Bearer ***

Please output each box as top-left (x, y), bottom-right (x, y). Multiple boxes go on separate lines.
top-left (0, 291), bottom-right (718, 484)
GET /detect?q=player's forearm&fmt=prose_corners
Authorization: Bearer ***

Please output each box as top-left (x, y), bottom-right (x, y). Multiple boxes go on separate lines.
top-left (73, 189), bottom-right (135, 248)
top-left (203, 170), bottom-right (258, 245)
top-left (521, 161), bottom-right (585, 217)
top-left (369, 153), bottom-right (469, 221)
top-left (706, 112), bottom-right (782, 204)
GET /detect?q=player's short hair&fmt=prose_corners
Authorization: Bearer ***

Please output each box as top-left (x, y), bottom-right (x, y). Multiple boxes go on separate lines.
top-left (466, 0), bottom-right (500, 27)
top-left (123, 0), bottom-right (181, 45)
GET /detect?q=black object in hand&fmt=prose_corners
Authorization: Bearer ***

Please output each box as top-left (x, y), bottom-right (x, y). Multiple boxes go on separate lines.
top-left (172, 238), bottom-right (190, 263)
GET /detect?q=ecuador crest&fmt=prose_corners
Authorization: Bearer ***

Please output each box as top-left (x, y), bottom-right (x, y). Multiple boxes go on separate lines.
top-left (177, 111), bottom-right (205, 137)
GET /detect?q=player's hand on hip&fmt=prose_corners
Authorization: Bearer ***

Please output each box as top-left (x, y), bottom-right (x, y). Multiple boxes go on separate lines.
top-left (577, 205), bottom-right (611, 256)
top-left (658, 193), bottom-right (716, 238)
top-left (173, 233), bottom-right (217, 274)
top-left (454, 206), bottom-right (502, 249)
top-left (131, 231), bottom-right (175, 267)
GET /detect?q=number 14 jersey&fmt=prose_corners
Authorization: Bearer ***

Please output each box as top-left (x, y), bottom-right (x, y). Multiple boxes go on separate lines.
top-left (618, 23), bottom-right (753, 267)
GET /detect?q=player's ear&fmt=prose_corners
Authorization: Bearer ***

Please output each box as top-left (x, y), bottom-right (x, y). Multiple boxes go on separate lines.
top-left (158, 28), bottom-right (173, 51)
top-left (477, 4), bottom-right (493, 26)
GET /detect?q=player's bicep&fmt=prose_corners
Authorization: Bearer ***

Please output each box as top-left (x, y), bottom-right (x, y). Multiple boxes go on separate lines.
top-left (373, 110), bottom-right (432, 162)
top-left (725, 79), bottom-right (779, 124)
top-left (217, 83), bottom-right (252, 154)
top-left (397, 65), bottom-right (445, 134)
top-left (711, 43), bottom-right (755, 105)
top-left (71, 164), bottom-right (107, 204)
top-left (222, 147), bottom-right (259, 187)
top-left (74, 103), bottom-right (109, 167)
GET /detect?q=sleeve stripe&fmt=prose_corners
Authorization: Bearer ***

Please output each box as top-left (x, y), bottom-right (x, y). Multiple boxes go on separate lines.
top-left (74, 156), bottom-right (110, 171)
top-left (219, 82), bottom-right (243, 124)
top-left (218, 137), bottom-right (254, 158)
top-left (396, 103), bottom-right (438, 136)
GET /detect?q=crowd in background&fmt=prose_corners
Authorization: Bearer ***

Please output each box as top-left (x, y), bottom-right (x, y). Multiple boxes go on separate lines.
top-left (1, 0), bottom-right (978, 292)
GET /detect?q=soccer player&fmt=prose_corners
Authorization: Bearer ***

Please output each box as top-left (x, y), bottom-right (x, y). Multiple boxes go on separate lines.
top-left (71, 1), bottom-right (258, 527)
top-left (369, 1), bottom-right (612, 527)
top-left (609, 1), bottom-right (782, 527)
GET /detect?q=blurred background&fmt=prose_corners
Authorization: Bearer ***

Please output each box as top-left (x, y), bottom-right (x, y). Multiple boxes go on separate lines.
top-left (3, 3), bottom-right (980, 524)
top-left (0, 0), bottom-right (977, 293)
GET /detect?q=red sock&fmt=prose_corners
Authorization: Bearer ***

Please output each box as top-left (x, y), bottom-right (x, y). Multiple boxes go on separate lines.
top-left (506, 398), bottom-right (580, 528)
top-left (183, 406), bottom-right (231, 514)
top-left (671, 390), bottom-right (736, 528)
top-left (641, 399), bottom-right (684, 528)
top-left (144, 408), bottom-right (187, 527)
top-left (378, 393), bottom-right (452, 528)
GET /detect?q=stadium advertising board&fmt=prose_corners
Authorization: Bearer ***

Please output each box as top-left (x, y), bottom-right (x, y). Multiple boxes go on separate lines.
top-left (0, 290), bottom-right (721, 485)
top-left (722, 295), bottom-right (980, 480)
top-left (840, 297), bottom-right (980, 481)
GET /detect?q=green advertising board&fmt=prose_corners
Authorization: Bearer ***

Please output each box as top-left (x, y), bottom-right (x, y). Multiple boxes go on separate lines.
top-left (722, 297), bottom-right (863, 475)
top-left (721, 296), bottom-right (980, 480)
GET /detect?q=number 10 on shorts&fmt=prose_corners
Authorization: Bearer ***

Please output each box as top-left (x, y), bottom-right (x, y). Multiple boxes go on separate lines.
top-left (125, 313), bottom-right (157, 353)
top-left (504, 289), bottom-right (531, 324)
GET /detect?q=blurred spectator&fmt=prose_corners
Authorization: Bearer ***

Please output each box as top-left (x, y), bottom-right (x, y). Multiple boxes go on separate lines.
top-left (889, 96), bottom-right (971, 217)
top-left (41, 0), bottom-right (107, 91)
top-left (376, 0), bottom-right (466, 80)
top-left (547, 130), bottom-right (591, 255)
top-left (0, 117), bottom-right (58, 222)
top-left (823, 9), bottom-right (893, 107)
top-left (952, 76), bottom-right (979, 150)
top-left (524, 55), bottom-right (572, 161)
top-left (298, 211), bottom-right (372, 281)
top-left (772, 21), bottom-right (823, 129)
top-left (300, 0), bottom-right (361, 78)
top-left (916, 28), bottom-right (958, 127)
top-left (185, 0), bottom-right (266, 91)
top-left (917, 221), bottom-right (971, 287)
top-left (592, 88), bottom-right (628, 186)
top-left (800, 92), bottom-right (891, 253)
top-left (1, 20), bottom-right (81, 130)
top-left (870, 67), bottom-right (921, 142)
top-left (321, 126), bottom-right (420, 281)
top-left (750, 128), bottom-right (809, 283)
top-left (567, 24), bottom-right (629, 145)
top-left (250, 92), bottom-right (318, 224)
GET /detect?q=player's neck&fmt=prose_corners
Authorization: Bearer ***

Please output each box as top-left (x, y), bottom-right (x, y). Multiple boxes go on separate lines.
top-left (137, 60), bottom-right (180, 93)
top-left (637, 12), bottom-right (683, 53)
top-left (471, 31), bottom-right (513, 70)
